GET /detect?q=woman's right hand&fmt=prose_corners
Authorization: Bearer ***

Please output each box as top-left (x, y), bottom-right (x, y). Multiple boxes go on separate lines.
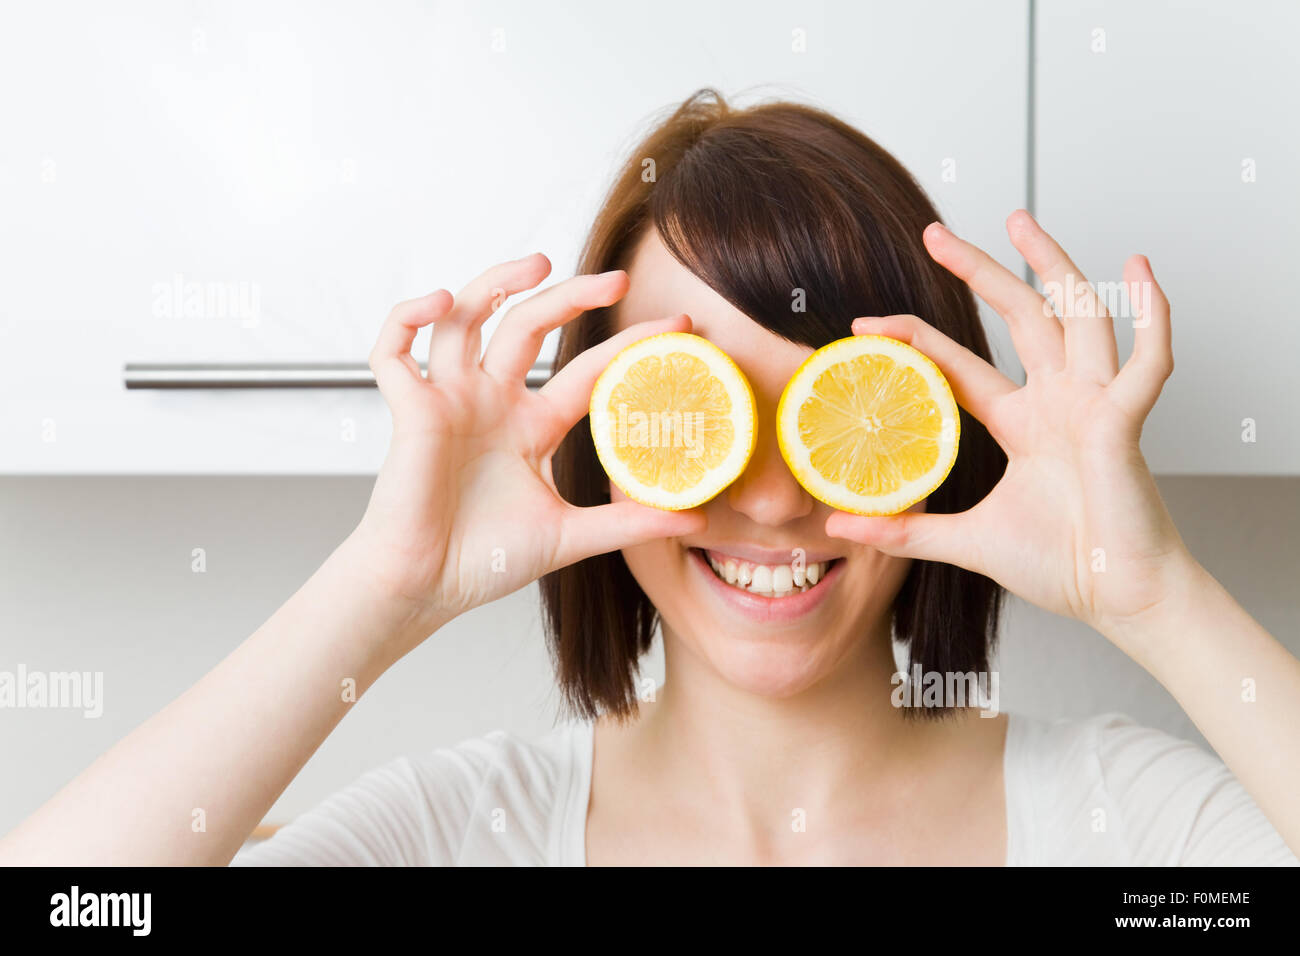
top-left (348, 253), bottom-right (705, 643)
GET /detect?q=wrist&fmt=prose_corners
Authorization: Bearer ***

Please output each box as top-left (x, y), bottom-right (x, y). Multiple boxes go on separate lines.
top-left (323, 531), bottom-right (453, 662)
top-left (1096, 548), bottom-right (1212, 666)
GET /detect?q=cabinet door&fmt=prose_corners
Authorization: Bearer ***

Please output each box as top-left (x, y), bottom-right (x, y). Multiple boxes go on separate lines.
top-left (1035, 0), bottom-right (1299, 474)
top-left (0, 0), bottom-right (1027, 473)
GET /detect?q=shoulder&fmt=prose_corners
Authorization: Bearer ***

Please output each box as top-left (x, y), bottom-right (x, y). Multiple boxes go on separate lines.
top-left (1006, 711), bottom-right (1296, 866)
top-left (232, 721), bottom-right (593, 867)
top-left (400, 721), bottom-right (590, 817)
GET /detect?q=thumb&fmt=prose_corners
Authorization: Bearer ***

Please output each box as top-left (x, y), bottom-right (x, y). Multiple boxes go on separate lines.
top-left (825, 510), bottom-right (979, 571)
top-left (554, 500), bottom-right (707, 569)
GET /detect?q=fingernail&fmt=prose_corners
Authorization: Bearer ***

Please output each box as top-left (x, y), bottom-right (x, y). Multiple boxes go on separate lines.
top-left (597, 269), bottom-right (625, 278)
top-left (1009, 209), bottom-right (1036, 230)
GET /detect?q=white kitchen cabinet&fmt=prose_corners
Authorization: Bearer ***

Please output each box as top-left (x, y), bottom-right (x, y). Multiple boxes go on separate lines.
top-left (0, 0), bottom-right (1028, 474)
top-left (1035, 0), bottom-right (1300, 474)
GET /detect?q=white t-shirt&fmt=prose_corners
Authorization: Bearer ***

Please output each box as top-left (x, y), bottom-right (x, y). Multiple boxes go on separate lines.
top-left (231, 711), bottom-right (1297, 866)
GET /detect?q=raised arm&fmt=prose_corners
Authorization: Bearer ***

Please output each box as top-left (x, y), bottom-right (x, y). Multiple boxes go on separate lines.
top-left (827, 211), bottom-right (1300, 856)
top-left (0, 255), bottom-right (702, 865)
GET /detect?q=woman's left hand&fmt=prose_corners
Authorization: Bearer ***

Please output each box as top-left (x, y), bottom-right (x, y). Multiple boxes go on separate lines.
top-left (827, 210), bottom-right (1197, 644)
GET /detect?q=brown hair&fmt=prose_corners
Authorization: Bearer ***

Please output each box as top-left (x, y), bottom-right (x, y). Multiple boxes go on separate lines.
top-left (540, 90), bottom-right (1006, 721)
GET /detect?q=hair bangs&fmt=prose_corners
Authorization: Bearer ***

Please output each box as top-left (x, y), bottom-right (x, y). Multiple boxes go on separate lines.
top-left (652, 125), bottom-right (928, 350)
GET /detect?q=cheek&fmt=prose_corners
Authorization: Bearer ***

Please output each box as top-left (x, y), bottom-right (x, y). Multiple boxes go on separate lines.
top-left (838, 546), bottom-right (913, 619)
top-left (609, 482), bottom-right (683, 598)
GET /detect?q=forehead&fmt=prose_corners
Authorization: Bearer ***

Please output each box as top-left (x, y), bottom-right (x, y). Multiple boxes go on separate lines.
top-left (614, 230), bottom-right (812, 396)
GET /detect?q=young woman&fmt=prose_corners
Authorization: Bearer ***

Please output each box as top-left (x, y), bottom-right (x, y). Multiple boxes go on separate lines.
top-left (3, 91), bottom-right (1297, 866)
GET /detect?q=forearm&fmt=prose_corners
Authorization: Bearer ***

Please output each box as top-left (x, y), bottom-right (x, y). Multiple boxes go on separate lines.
top-left (1108, 557), bottom-right (1300, 855)
top-left (0, 535), bottom-right (436, 866)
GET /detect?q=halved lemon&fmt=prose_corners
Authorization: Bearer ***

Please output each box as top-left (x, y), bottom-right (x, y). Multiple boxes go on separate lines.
top-left (777, 335), bottom-right (960, 516)
top-left (589, 332), bottom-right (756, 510)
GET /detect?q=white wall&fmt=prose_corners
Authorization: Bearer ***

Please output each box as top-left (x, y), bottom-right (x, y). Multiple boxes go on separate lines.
top-left (1036, 0), bottom-right (1300, 473)
top-left (0, 0), bottom-right (1029, 474)
top-left (2, 475), bottom-right (1296, 833)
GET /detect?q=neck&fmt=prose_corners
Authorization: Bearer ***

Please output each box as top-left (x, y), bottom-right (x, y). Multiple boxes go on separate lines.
top-left (638, 618), bottom-right (930, 816)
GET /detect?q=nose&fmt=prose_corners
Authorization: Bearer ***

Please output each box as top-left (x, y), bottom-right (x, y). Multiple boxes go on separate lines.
top-left (725, 417), bottom-right (815, 526)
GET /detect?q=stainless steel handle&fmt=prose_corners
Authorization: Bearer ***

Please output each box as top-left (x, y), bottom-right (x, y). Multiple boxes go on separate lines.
top-left (124, 360), bottom-right (554, 390)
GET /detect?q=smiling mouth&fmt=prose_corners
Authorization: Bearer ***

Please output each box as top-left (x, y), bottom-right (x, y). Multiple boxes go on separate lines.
top-left (691, 548), bottom-right (841, 597)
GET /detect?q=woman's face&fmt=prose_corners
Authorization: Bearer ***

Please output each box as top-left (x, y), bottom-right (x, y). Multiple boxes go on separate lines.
top-left (611, 229), bottom-right (913, 698)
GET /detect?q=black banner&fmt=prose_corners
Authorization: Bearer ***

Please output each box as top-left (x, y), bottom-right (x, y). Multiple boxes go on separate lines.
top-left (0, 865), bottom-right (1289, 941)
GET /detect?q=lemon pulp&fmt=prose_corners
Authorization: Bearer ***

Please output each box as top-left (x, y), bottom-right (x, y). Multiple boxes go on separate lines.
top-left (777, 335), bottom-right (959, 515)
top-left (589, 332), bottom-right (756, 510)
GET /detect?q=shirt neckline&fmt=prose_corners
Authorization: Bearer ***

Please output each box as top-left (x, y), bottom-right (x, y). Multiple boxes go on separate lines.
top-left (567, 719), bottom-right (594, 867)
top-left (570, 712), bottom-right (1022, 866)
top-left (1002, 710), bottom-right (1024, 866)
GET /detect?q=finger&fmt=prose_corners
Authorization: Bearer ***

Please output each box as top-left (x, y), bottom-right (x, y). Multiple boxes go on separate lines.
top-left (539, 313), bottom-right (693, 428)
top-left (1006, 209), bottom-right (1119, 383)
top-left (1108, 254), bottom-right (1173, 418)
top-left (923, 220), bottom-right (1066, 377)
top-left (428, 253), bottom-right (552, 382)
top-left (850, 314), bottom-right (1017, 438)
top-left (554, 500), bottom-right (707, 569)
top-left (825, 509), bottom-right (981, 572)
top-left (481, 270), bottom-right (630, 385)
top-left (369, 290), bottom-right (454, 403)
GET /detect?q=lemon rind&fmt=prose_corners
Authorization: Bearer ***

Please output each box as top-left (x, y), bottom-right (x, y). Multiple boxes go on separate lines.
top-left (589, 331), bottom-right (758, 511)
top-left (776, 335), bottom-right (960, 517)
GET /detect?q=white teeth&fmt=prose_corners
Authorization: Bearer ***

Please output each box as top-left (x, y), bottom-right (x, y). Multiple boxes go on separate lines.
top-left (772, 566), bottom-right (793, 593)
top-left (701, 552), bottom-right (831, 597)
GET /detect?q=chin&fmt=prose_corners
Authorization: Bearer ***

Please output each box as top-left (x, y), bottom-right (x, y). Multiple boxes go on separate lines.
top-left (684, 635), bottom-right (849, 699)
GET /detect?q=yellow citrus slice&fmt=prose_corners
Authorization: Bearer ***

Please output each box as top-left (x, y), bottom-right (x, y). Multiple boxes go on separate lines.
top-left (589, 332), bottom-right (756, 510)
top-left (777, 335), bottom-right (960, 516)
